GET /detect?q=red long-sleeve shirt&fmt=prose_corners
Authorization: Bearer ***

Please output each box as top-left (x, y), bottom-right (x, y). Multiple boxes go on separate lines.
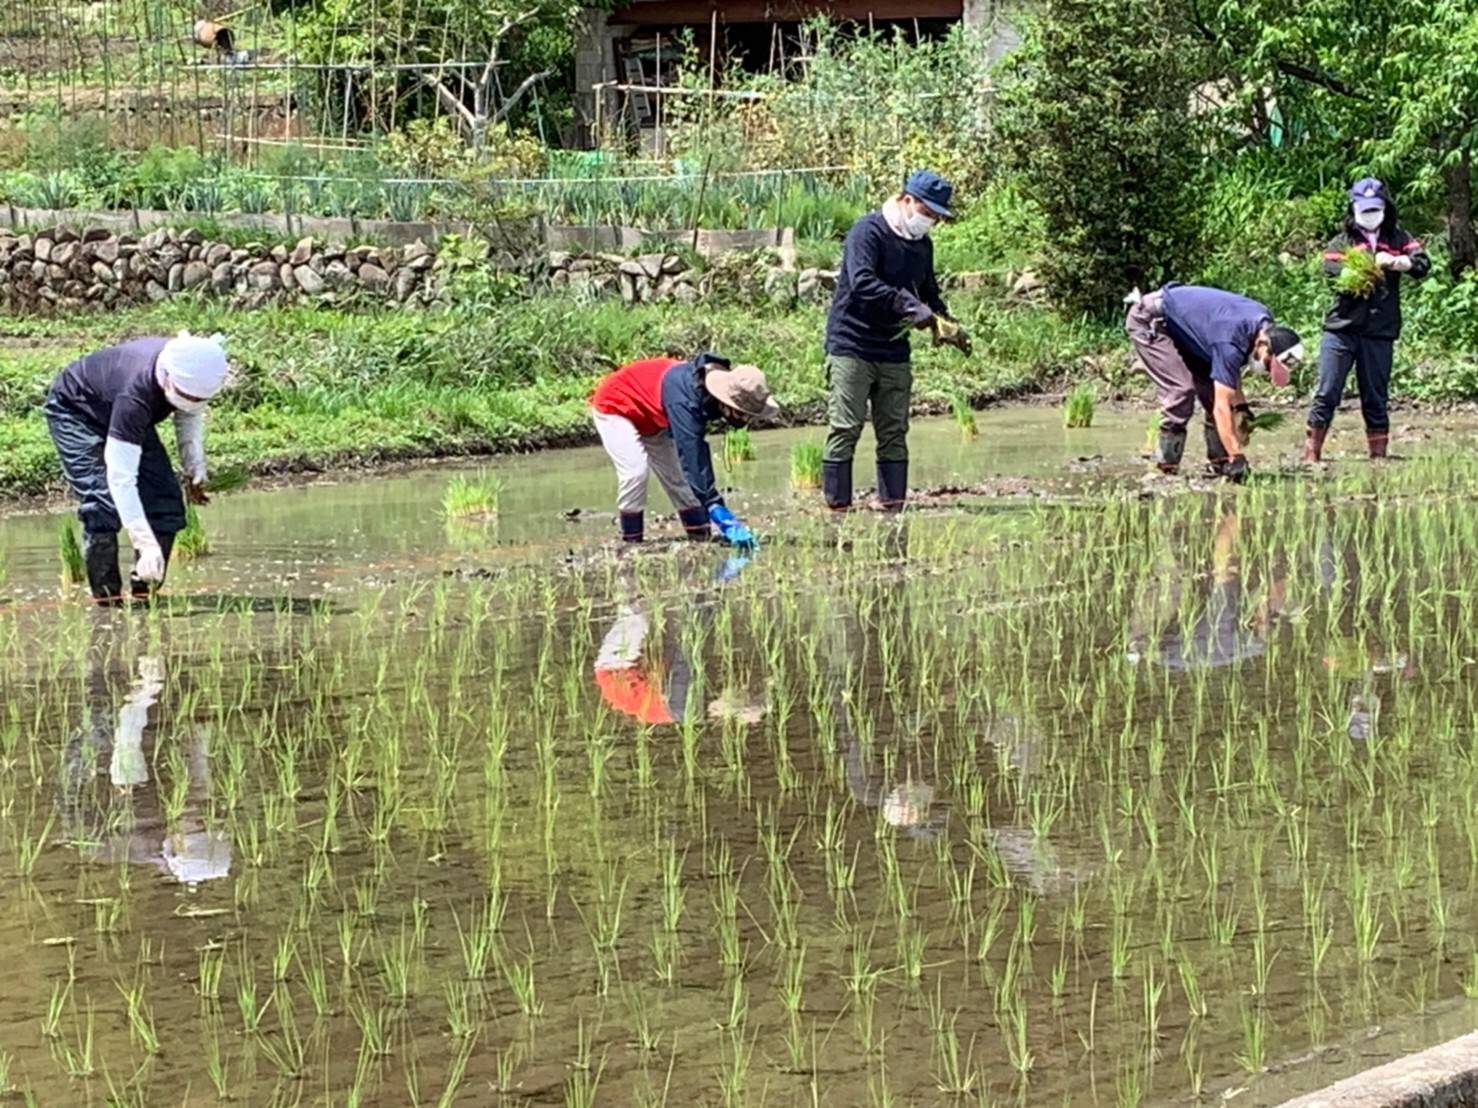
top-left (591, 358), bottom-right (682, 437)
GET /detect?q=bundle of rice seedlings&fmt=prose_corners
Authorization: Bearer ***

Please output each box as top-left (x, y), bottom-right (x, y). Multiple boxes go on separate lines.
top-left (1334, 247), bottom-right (1382, 298)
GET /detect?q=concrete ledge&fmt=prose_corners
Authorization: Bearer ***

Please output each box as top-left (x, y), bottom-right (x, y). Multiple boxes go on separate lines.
top-left (1278, 1032), bottom-right (1478, 1108)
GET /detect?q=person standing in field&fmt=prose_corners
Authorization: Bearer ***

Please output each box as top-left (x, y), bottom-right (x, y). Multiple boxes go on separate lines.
top-left (1304, 178), bottom-right (1430, 462)
top-left (1125, 284), bottom-right (1303, 482)
top-left (590, 352), bottom-right (777, 547)
top-left (821, 170), bottom-right (972, 512)
top-left (44, 332), bottom-right (228, 604)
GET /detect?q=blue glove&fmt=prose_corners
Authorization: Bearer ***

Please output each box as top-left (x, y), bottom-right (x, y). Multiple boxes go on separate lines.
top-left (708, 504), bottom-right (757, 549)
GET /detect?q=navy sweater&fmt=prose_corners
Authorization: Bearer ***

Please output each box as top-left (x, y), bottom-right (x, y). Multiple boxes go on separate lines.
top-left (49, 337), bottom-right (174, 444)
top-left (825, 212), bottom-right (949, 363)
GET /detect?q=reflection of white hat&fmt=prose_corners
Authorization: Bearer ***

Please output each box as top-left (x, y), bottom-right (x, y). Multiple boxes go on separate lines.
top-left (162, 829), bottom-right (232, 886)
top-left (883, 782), bottom-right (934, 828)
top-left (706, 693), bottom-right (767, 725)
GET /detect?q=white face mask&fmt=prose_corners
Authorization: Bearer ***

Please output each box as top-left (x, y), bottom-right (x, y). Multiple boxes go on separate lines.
top-left (1354, 208), bottom-right (1385, 232)
top-left (165, 382), bottom-right (210, 415)
top-left (903, 210), bottom-right (937, 240)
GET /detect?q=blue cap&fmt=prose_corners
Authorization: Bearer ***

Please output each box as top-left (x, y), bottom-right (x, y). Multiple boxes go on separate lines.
top-left (1350, 177), bottom-right (1388, 213)
top-left (904, 170), bottom-right (954, 220)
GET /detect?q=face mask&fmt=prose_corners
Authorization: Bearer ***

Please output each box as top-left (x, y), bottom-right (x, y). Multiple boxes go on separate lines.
top-left (164, 382), bottom-right (209, 415)
top-left (903, 211), bottom-right (937, 240)
top-left (1354, 208), bottom-right (1384, 232)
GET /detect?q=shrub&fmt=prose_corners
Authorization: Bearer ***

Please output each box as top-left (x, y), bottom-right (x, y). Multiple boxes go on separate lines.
top-left (995, 0), bottom-right (1204, 316)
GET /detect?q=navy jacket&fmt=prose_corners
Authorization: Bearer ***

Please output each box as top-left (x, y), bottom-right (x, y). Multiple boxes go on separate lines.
top-left (825, 212), bottom-right (949, 363)
top-left (659, 353), bottom-right (728, 511)
top-left (1322, 227), bottom-right (1430, 340)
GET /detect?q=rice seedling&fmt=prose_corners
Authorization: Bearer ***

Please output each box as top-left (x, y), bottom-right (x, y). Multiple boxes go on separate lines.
top-left (723, 427), bottom-right (756, 467)
top-left (58, 520), bottom-right (85, 587)
top-left (351, 993), bottom-right (396, 1057)
top-left (442, 472), bottom-right (503, 519)
top-left (1247, 411), bottom-right (1286, 435)
top-left (202, 467), bottom-right (249, 495)
top-left (951, 394), bottom-right (978, 439)
top-left (1063, 383), bottom-right (1096, 429)
top-left (790, 442), bottom-right (824, 489)
top-left (176, 504), bottom-right (209, 559)
top-left (1334, 246), bottom-right (1383, 298)
top-left (117, 977), bottom-right (161, 1054)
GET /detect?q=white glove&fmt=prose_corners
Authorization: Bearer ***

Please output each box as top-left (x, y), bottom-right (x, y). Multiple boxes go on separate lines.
top-left (174, 410), bottom-right (207, 486)
top-left (105, 436), bottom-right (164, 574)
top-left (1389, 254), bottom-right (1413, 272)
top-left (134, 540), bottom-right (166, 583)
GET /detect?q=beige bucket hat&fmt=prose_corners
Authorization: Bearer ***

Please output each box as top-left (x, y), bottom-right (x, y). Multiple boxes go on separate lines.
top-left (704, 364), bottom-right (780, 423)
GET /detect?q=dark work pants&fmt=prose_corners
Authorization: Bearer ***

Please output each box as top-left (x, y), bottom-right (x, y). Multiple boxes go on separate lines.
top-left (1309, 331), bottom-right (1394, 434)
top-left (44, 394), bottom-right (186, 538)
top-left (823, 355), bottom-right (913, 463)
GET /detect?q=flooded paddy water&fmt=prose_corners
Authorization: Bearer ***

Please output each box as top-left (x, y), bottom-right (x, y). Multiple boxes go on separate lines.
top-left (3, 407), bottom-right (1478, 1106)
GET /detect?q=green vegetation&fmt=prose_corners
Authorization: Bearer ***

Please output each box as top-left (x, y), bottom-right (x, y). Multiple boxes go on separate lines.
top-left (0, 293), bottom-right (1109, 499)
top-left (789, 442), bottom-right (823, 489)
top-left (723, 428), bottom-right (756, 467)
top-left (951, 394), bottom-right (978, 439)
top-left (57, 518), bottom-right (83, 585)
top-left (441, 472), bottom-right (503, 518)
top-left (1335, 248), bottom-right (1383, 299)
top-left (175, 505), bottom-right (208, 559)
top-left (1248, 411), bottom-right (1287, 435)
top-left (1064, 383), bottom-right (1096, 429)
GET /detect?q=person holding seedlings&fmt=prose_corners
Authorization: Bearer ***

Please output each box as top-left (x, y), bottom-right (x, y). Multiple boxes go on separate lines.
top-left (1126, 285), bottom-right (1303, 481)
top-left (1305, 178), bottom-right (1430, 461)
top-left (44, 332), bottom-right (227, 603)
top-left (821, 170), bottom-right (972, 512)
top-left (590, 352), bottom-right (777, 547)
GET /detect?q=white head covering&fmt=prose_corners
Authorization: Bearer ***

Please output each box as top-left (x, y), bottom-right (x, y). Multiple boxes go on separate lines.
top-left (157, 332), bottom-right (228, 399)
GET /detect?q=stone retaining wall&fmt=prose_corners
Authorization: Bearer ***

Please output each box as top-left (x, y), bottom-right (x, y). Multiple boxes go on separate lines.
top-left (0, 220), bottom-right (1013, 316)
top-left (0, 225), bottom-right (441, 313)
top-left (0, 221), bottom-right (840, 314)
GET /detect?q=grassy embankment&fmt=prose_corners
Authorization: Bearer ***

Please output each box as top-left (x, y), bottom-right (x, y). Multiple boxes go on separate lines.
top-left (0, 288), bottom-right (1115, 499)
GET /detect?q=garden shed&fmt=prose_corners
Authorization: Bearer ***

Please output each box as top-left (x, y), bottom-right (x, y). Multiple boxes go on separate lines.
top-left (574, 0), bottom-right (1015, 147)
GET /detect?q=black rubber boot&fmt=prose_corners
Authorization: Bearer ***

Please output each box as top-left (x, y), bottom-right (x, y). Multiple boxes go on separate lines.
top-left (618, 512), bottom-right (644, 543)
top-left (1204, 421), bottom-right (1231, 476)
top-left (677, 506), bottom-right (710, 541)
top-left (83, 531), bottom-right (124, 605)
top-left (822, 460), bottom-right (853, 511)
top-left (1154, 429), bottom-right (1187, 474)
top-left (130, 531), bottom-right (176, 600)
top-left (877, 461), bottom-right (908, 512)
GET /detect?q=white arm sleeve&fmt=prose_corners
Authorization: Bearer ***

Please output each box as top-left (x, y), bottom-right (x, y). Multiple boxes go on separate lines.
top-left (104, 436), bottom-right (158, 552)
top-left (174, 410), bottom-right (207, 484)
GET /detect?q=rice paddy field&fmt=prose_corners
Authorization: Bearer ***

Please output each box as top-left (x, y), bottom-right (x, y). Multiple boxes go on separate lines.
top-left (3, 409), bottom-right (1478, 1107)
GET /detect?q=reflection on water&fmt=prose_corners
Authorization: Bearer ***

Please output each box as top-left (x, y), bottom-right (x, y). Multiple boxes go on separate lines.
top-left (59, 614), bottom-right (232, 887)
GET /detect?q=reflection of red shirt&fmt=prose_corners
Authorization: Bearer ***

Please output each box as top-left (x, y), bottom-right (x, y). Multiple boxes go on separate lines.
top-left (591, 358), bottom-right (681, 437)
top-left (595, 666), bottom-right (673, 725)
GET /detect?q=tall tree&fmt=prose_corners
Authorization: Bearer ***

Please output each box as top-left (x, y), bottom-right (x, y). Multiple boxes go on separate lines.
top-left (1189, 0), bottom-right (1478, 276)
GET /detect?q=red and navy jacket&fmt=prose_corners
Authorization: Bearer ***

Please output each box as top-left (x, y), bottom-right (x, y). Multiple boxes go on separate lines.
top-left (1322, 228), bottom-right (1430, 341)
top-left (591, 352), bottom-right (729, 509)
